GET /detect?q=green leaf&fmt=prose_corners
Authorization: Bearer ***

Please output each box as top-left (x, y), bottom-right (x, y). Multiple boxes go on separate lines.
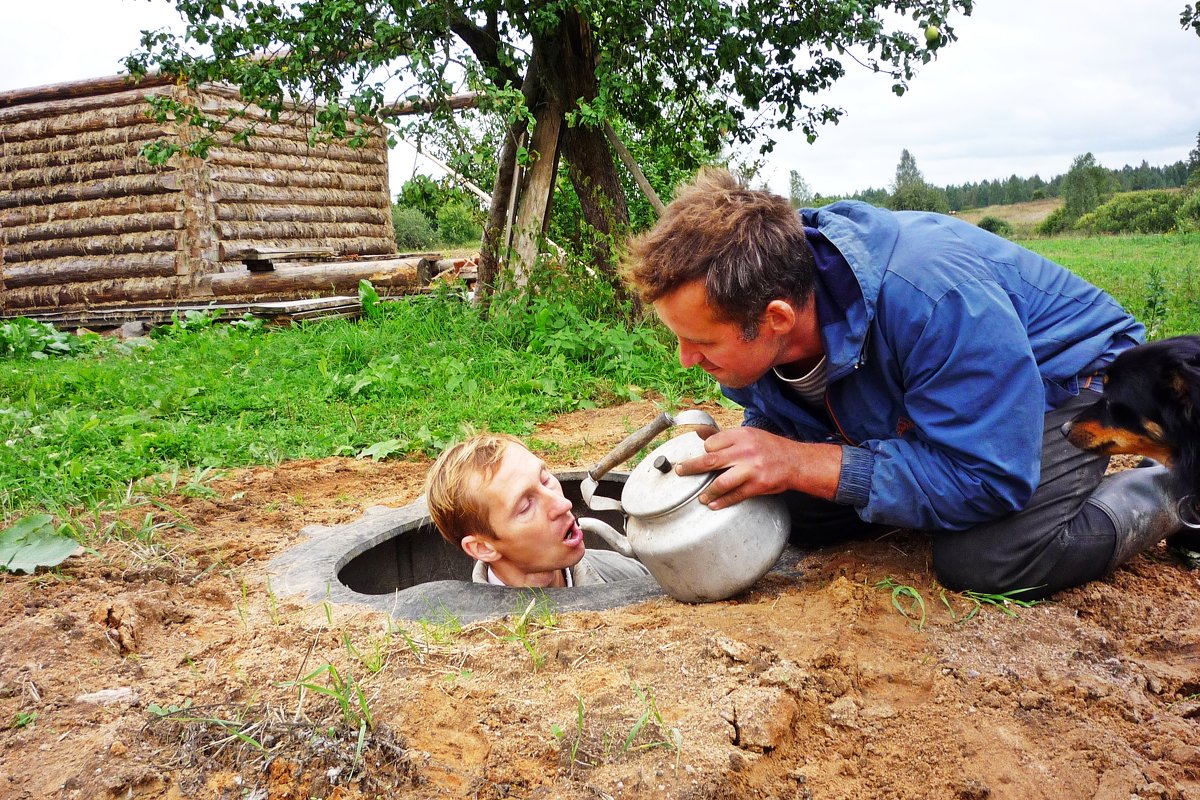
top-left (0, 515), bottom-right (81, 574)
top-left (356, 438), bottom-right (406, 461)
top-left (359, 279), bottom-right (382, 320)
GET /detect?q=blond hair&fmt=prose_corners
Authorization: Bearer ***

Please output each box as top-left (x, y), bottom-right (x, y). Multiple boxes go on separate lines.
top-left (424, 433), bottom-right (525, 546)
top-left (622, 166), bottom-right (816, 338)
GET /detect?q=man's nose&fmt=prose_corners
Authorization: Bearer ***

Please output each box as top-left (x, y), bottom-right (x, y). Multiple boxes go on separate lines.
top-left (547, 489), bottom-right (573, 516)
top-left (678, 341), bottom-right (702, 368)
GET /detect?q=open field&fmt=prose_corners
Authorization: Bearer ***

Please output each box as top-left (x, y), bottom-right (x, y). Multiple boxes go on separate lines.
top-left (957, 197), bottom-right (1062, 235)
top-left (1022, 233), bottom-right (1200, 337)
top-left (1, 231), bottom-right (1198, 799)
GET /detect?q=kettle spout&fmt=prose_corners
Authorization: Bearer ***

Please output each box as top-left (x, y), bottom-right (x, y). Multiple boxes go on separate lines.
top-left (578, 517), bottom-right (635, 559)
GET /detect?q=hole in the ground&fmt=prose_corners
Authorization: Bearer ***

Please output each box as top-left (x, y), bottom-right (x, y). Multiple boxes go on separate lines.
top-left (336, 473), bottom-right (631, 595)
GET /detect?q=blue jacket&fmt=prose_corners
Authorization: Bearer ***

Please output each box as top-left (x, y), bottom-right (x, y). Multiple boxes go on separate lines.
top-left (723, 202), bottom-right (1144, 531)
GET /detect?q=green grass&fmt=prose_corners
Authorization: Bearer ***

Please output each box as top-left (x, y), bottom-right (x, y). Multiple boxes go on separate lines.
top-left (1020, 232), bottom-right (1200, 337)
top-left (0, 287), bottom-right (714, 516)
top-left (2, 232), bottom-right (1197, 522)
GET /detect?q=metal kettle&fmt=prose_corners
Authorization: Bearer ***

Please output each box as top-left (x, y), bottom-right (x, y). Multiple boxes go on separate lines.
top-left (579, 410), bottom-right (790, 603)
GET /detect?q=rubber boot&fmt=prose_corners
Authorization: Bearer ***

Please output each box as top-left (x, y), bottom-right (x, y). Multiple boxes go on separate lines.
top-left (1168, 497), bottom-right (1200, 554)
top-left (1084, 465), bottom-right (1184, 573)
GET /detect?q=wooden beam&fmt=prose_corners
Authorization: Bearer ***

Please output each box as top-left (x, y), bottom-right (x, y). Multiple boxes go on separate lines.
top-left (604, 123), bottom-right (665, 217)
top-left (206, 256), bottom-right (430, 296)
top-left (2, 253), bottom-right (178, 289)
top-left (0, 73), bottom-right (174, 108)
top-left (382, 91), bottom-right (483, 117)
top-left (508, 100), bottom-right (563, 285)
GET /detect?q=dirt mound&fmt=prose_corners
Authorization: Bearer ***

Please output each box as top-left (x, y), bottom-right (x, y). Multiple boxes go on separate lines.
top-left (1, 400), bottom-right (1197, 799)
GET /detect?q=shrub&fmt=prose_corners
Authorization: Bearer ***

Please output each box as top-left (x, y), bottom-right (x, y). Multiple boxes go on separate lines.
top-left (435, 201), bottom-right (482, 245)
top-left (391, 206), bottom-right (437, 250)
top-left (1075, 190), bottom-right (1183, 235)
top-left (976, 216), bottom-right (1014, 237)
top-left (1035, 206), bottom-right (1075, 236)
top-left (1176, 192), bottom-right (1200, 233)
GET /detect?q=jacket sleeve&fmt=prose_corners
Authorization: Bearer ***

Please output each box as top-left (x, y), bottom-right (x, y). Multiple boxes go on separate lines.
top-left (842, 275), bottom-right (1045, 531)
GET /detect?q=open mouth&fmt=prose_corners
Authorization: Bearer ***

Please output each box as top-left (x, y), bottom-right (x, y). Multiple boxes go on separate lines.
top-left (563, 517), bottom-right (584, 546)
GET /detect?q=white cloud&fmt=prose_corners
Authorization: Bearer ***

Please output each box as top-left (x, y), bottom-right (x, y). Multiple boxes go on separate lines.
top-left (3, 0), bottom-right (1198, 201)
top-left (759, 0), bottom-right (1200, 196)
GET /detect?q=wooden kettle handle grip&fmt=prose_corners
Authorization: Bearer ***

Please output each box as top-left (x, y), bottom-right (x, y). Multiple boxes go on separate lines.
top-left (587, 413), bottom-right (674, 481)
top-left (587, 409), bottom-right (718, 481)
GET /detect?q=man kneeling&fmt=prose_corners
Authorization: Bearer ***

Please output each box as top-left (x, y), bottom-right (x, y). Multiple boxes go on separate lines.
top-left (425, 433), bottom-right (650, 588)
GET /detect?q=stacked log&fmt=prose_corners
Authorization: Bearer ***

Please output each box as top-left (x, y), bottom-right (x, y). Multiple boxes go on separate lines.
top-left (1, 73), bottom-right (398, 313)
top-left (0, 77), bottom-right (185, 309)
top-left (197, 84), bottom-right (394, 270)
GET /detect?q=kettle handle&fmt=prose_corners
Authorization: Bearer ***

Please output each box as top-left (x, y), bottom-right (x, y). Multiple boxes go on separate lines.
top-left (586, 409), bottom-right (718, 482)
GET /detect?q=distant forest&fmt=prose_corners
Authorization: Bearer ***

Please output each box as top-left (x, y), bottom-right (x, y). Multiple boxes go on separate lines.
top-left (832, 159), bottom-right (1194, 212)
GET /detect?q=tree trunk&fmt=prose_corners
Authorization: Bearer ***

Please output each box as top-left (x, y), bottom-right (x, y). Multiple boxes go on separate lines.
top-left (544, 10), bottom-right (640, 317)
top-left (476, 59), bottom-right (541, 317)
top-left (508, 95), bottom-right (562, 287)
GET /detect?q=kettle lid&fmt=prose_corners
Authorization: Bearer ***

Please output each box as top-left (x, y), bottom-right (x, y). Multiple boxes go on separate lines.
top-left (620, 431), bottom-right (716, 518)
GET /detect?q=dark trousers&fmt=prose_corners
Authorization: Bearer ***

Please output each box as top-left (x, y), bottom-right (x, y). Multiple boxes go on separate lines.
top-left (786, 390), bottom-right (1116, 599)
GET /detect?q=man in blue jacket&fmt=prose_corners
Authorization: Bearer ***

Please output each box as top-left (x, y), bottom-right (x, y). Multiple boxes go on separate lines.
top-left (623, 168), bottom-right (1184, 598)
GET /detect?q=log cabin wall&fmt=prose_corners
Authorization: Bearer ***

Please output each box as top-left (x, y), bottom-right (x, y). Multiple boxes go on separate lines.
top-left (0, 75), bottom-right (396, 313)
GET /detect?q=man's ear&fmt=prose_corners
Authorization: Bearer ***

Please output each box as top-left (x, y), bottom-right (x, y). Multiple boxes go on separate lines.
top-left (762, 298), bottom-right (798, 335)
top-left (461, 534), bottom-right (500, 563)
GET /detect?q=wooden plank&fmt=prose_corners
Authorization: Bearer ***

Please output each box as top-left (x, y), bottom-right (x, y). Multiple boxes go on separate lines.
top-left (509, 98), bottom-right (563, 285)
top-left (217, 236), bottom-right (395, 262)
top-left (241, 246), bottom-right (341, 261)
top-left (381, 91), bottom-right (483, 117)
top-left (1, 295), bottom-right (367, 328)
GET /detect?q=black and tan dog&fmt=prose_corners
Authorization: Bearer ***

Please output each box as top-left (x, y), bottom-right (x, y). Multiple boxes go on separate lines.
top-left (1061, 335), bottom-right (1200, 528)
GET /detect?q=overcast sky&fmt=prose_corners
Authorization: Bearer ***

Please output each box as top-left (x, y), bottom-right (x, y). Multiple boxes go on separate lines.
top-left (2, 0), bottom-right (1198, 199)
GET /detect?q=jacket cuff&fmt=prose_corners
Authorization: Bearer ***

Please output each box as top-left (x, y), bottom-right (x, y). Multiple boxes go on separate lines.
top-left (835, 445), bottom-right (874, 507)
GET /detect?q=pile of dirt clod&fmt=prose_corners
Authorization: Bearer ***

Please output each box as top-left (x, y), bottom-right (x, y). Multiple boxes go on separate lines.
top-left (0, 399), bottom-right (1197, 800)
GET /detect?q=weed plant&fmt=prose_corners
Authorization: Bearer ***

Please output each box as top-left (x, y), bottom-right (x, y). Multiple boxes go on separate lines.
top-left (550, 679), bottom-right (682, 771)
top-left (0, 274), bottom-right (714, 518)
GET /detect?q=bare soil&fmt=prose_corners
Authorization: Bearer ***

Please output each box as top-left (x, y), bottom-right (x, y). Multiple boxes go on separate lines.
top-left (1, 399), bottom-right (1197, 800)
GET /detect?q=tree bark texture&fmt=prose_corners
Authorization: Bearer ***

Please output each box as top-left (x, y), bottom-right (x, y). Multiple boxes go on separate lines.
top-left (476, 58), bottom-right (541, 313)
top-left (545, 9), bottom-right (639, 315)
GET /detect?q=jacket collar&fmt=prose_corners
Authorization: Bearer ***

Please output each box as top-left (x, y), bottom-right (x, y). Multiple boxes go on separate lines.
top-left (801, 201), bottom-right (899, 381)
